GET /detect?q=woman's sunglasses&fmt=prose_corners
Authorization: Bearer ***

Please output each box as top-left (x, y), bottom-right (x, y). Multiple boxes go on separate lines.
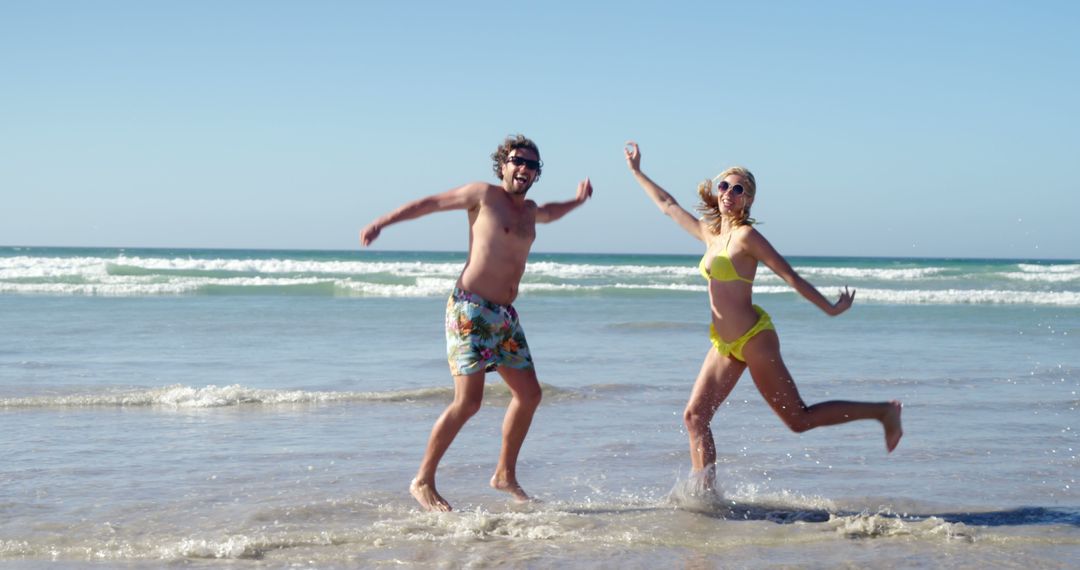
top-left (717, 180), bottom-right (745, 196)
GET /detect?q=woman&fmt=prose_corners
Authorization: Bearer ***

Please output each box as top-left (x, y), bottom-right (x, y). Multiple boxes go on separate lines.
top-left (624, 141), bottom-right (902, 484)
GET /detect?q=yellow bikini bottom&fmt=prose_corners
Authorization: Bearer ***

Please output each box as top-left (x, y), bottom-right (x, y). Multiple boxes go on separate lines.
top-left (708, 305), bottom-right (775, 362)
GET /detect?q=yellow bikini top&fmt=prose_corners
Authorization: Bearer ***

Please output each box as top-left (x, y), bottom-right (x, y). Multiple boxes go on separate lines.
top-left (699, 232), bottom-right (754, 284)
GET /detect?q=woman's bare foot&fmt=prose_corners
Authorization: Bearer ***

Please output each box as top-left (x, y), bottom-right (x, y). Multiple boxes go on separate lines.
top-left (884, 400), bottom-right (903, 453)
top-left (410, 478), bottom-right (451, 512)
top-left (689, 464), bottom-right (718, 494)
top-left (490, 474), bottom-right (531, 503)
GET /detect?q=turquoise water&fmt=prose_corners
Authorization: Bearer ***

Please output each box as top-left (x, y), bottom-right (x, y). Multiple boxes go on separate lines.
top-left (1, 247), bottom-right (1078, 566)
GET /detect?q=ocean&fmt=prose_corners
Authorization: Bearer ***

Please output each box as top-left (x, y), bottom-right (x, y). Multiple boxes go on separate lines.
top-left (1, 246), bottom-right (1077, 568)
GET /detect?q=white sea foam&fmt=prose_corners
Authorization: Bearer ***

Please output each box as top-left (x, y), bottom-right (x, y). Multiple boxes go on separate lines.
top-left (796, 266), bottom-right (948, 280)
top-left (0, 276), bottom-right (332, 296)
top-left (0, 384), bottom-right (414, 408)
top-left (3, 277), bottom-right (1078, 305)
top-left (828, 512), bottom-right (974, 542)
top-left (374, 508), bottom-right (571, 543)
top-left (1001, 272), bottom-right (1079, 283)
top-left (0, 530), bottom-right (367, 562)
top-left (4, 255), bottom-right (1078, 287)
top-left (1002, 264), bottom-right (1080, 283)
top-left (520, 282), bottom-right (705, 293)
top-left (0, 505), bottom-right (996, 564)
top-left (335, 277), bottom-right (456, 297)
top-left (3, 254), bottom-right (1079, 305)
top-left (527, 262), bottom-right (947, 283)
top-left (1017, 263), bottom-right (1080, 274)
top-left (0, 255), bottom-right (466, 279)
top-left (525, 261), bottom-right (697, 279)
top-left (666, 465), bottom-right (728, 513)
top-left (0, 256), bottom-right (110, 279)
top-left (853, 287), bottom-right (1080, 306)
top-left (104, 257), bottom-right (466, 277)
top-left (726, 482), bottom-right (837, 513)
top-left (0, 382), bottom-right (583, 409)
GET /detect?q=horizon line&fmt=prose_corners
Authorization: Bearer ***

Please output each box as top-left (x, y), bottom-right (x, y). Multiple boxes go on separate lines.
top-left (2, 244), bottom-right (1077, 263)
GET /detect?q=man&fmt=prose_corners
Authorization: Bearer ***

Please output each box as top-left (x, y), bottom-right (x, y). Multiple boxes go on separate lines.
top-left (360, 134), bottom-right (593, 511)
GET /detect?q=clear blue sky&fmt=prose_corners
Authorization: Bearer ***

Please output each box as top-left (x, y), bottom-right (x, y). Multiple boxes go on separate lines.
top-left (2, 1), bottom-right (1077, 259)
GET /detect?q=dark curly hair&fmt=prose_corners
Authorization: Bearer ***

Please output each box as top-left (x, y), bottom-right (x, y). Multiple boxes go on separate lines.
top-left (491, 134), bottom-right (542, 181)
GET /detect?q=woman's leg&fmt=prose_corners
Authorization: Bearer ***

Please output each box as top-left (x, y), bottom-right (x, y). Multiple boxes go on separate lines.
top-left (684, 349), bottom-right (747, 474)
top-left (742, 330), bottom-right (903, 451)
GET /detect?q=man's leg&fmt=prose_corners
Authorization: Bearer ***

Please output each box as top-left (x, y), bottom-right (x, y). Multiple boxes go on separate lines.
top-left (489, 365), bottom-right (542, 502)
top-left (411, 371), bottom-right (485, 511)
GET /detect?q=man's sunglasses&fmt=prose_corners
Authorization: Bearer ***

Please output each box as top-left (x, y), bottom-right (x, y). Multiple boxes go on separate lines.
top-left (507, 156), bottom-right (542, 170)
top-left (717, 180), bottom-right (745, 196)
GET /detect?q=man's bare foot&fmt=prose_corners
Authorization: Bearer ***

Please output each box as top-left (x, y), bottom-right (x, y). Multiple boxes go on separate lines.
top-left (884, 400), bottom-right (903, 453)
top-left (490, 474), bottom-right (531, 503)
top-left (410, 478), bottom-right (451, 512)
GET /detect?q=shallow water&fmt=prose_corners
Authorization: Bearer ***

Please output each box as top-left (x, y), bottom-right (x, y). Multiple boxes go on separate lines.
top-left (2, 248), bottom-right (1078, 566)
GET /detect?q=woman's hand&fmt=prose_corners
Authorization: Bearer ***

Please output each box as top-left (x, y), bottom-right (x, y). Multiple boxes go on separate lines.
top-left (624, 141), bottom-right (642, 173)
top-left (830, 286), bottom-right (856, 315)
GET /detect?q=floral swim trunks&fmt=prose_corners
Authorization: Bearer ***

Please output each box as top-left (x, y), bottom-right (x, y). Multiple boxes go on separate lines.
top-left (445, 287), bottom-right (533, 376)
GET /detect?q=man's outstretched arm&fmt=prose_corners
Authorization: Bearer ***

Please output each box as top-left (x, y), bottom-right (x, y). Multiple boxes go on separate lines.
top-left (360, 183), bottom-right (485, 246)
top-left (535, 178), bottom-right (593, 224)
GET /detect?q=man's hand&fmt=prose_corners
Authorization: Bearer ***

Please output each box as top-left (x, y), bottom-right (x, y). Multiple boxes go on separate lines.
top-left (576, 177), bottom-right (593, 203)
top-left (360, 223), bottom-right (381, 247)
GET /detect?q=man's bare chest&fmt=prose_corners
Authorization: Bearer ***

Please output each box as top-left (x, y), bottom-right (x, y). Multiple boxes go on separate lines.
top-left (475, 206), bottom-right (535, 241)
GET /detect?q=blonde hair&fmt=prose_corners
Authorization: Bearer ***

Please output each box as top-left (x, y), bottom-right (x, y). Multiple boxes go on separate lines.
top-left (697, 166), bottom-right (757, 234)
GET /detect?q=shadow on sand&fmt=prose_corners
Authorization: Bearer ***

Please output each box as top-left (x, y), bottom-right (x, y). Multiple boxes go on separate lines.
top-left (711, 504), bottom-right (1080, 528)
top-left (565, 504), bottom-right (1080, 528)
